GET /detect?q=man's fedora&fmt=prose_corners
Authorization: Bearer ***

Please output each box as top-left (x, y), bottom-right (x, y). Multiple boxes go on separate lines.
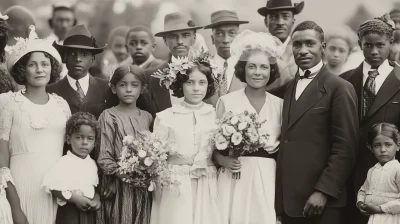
top-left (258, 0), bottom-right (305, 17)
top-left (204, 10), bottom-right (248, 29)
top-left (53, 24), bottom-right (106, 55)
top-left (154, 12), bottom-right (203, 37)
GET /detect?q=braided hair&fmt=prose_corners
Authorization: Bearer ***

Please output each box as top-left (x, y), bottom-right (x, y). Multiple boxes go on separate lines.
top-left (358, 17), bottom-right (394, 40)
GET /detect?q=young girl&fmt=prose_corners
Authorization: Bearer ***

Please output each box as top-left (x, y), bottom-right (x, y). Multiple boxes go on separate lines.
top-left (150, 51), bottom-right (221, 224)
top-left (97, 64), bottom-right (153, 224)
top-left (42, 112), bottom-right (100, 224)
top-left (357, 123), bottom-right (400, 224)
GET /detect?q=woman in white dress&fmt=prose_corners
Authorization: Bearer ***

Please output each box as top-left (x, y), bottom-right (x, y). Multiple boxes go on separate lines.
top-left (150, 51), bottom-right (221, 224)
top-left (213, 30), bottom-right (284, 224)
top-left (0, 26), bottom-right (70, 224)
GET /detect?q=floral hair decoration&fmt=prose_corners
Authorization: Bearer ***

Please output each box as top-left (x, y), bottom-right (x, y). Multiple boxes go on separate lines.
top-left (0, 12), bottom-right (8, 21)
top-left (152, 47), bottom-right (218, 89)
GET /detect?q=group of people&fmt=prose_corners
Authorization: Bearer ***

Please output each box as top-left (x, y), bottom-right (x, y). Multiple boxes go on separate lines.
top-left (1, 0), bottom-right (400, 224)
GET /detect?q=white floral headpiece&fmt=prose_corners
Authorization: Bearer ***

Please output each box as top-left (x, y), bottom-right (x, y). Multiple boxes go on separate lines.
top-left (5, 25), bottom-right (62, 71)
top-left (152, 47), bottom-right (218, 89)
top-left (0, 12), bottom-right (8, 20)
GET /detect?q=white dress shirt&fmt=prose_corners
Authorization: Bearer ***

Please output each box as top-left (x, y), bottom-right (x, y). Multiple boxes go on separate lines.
top-left (282, 36), bottom-right (291, 51)
top-left (362, 60), bottom-right (393, 93)
top-left (295, 60), bottom-right (324, 100)
top-left (213, 53), bottom-right (236, 89)
top-left (67, 74), bottom-right (90, 95)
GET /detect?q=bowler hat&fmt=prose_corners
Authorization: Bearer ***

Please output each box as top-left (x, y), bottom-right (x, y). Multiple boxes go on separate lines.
top-left (53, 24), bottom-right (106, 55)
top-left (258, 0), bottom-right (304, 17)
top-left (154, 12), bottom-right (203, 37)
top-left (204, 10), bottom-right (248, 29)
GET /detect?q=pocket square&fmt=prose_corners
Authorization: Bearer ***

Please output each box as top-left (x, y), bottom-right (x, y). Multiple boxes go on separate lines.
top-left (392, 101), bottom-right (399, 104)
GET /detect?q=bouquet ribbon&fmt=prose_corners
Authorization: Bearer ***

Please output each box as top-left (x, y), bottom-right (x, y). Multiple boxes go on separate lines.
top-left (167, 156), bottom-right (215, 178)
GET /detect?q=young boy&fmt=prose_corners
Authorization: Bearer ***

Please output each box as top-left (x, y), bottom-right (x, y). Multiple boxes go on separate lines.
top-left (125, 25), bottom-right (164, 69)
top-left (340, 15), bottom-right (400, 224)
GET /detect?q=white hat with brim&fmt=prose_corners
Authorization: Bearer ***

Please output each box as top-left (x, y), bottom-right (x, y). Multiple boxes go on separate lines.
top-left (6, 26), bottom-right (62, 72)
top-left (154, 12), bottom-right (203, 37)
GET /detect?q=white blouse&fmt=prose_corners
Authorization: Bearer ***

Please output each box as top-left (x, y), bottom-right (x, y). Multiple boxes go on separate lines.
top-left (216, 88), bottom-right (283, 153)
top-left (42, 151), bottom-right (98, 206)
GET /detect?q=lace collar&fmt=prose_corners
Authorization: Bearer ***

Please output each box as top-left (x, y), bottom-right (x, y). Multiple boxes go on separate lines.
top-left (171, 101), bottom-right (214, 115)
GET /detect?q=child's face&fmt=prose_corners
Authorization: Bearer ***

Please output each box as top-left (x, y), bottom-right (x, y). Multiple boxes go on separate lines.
top-left (325, 38), bottom-right (350, 68)
top-left (111, 36), bottom-right (129, 63)
top-left (369, 134), bottom-right (399, 165)
top-left (67, 125), bottom-right (96, 159)
top-left (111, 73), bottom-right (143, 105)
top-left (183, 68), bottom-right (208, 105)
top-left (360, 33), bottom-right (392, 68)
top-left (126, 31), bottom-right (155, 65)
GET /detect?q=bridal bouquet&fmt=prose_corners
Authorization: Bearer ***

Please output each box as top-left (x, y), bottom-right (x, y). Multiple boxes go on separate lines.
top-left (214, 110), bottom-right (269, 179)
top-left (117, 131), bottom-right (174, 191)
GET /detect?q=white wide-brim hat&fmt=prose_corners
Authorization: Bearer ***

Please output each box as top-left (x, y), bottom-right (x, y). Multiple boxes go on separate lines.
top-left (6, 25), bottom-right (62, 72)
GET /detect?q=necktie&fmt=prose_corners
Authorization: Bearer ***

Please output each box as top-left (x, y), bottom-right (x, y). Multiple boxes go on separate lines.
top-left (218, 60), bottom-right (228, 96)
top-left (363, 70), bottom-right (379, 117)
top-left (76, 80), bottom-right (85, 103)
top-left (295, 70), bottom-right (311, 81)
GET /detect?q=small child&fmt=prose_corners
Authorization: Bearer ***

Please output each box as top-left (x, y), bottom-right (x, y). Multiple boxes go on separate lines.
top-left (125, 25), bottom-right (164, 69)
top-left (0, 167), bottom-right (13, 224)
top-left (42, 112), bottom-right (100, 224)
top-left (357, 122), bottom-right (400, 224)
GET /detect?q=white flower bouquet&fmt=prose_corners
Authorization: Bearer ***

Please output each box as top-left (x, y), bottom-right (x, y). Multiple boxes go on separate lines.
top-left (117, 131), bottom-right (173, 191)
top-left (214, 110), bottom-right (269, 179)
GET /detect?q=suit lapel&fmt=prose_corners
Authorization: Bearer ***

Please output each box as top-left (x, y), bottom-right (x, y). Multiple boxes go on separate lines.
top-left (348, 63), bottom-right (364, 121)
top-left (288, 67), bottom-right (328, 129)
top-left (282, 80), bottom-right (296, 130)
top-left (85, 75), bottom-right (98, 101)
top-left (366, 65), bottom-right (400, 118)
top-left (150, 62), bottom-right (171, 111)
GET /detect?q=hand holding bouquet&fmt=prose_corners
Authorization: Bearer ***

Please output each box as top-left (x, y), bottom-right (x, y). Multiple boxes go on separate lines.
top-left (214, 110), bottom-right (269, 179)
top-left (117, 131), bottom-right (173, 191)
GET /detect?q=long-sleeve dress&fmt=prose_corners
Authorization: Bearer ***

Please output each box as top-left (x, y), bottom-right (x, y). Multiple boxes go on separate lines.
top-left (357, 160), bottom-right (400, 224)
top-left (216, 88), bottom-right (283, 224)
top-left (150, 101), bottom-right (222, 224)
top-left (0, 90), bottom-right (71, 224)
top-left (97, 107), bottom-right (153, 224)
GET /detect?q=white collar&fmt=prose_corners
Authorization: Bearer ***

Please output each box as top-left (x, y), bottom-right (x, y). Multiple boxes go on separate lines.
top-left (67, 150), bottom-right (91, 161)
top-left (374, 159), bottom-right (399, 170)
top-left (362, 60), bottom-right (392, 76)
top-left (214, 53), bottom-right (235, 65)
top-left (66, 73), bottom-right (90, 94)
top-left (299, 60), bottom-right (324, 77)
top-left (138, 54), bottom-right (154, 68)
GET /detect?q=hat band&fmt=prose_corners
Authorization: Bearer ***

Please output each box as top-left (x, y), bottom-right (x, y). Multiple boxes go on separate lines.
top-left (64, 35), bottom-right (96, 48)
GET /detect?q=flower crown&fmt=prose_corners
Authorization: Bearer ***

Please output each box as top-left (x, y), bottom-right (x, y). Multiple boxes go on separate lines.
top-left (152, 47), bottom-right (218, 89)
top-left (0, 12), bottom-right (8, 21)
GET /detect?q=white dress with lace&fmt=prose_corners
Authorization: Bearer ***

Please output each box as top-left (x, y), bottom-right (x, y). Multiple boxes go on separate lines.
top-left (150, 102), bottom-right (222, 224)
top-left (0, 91), bottom-right (71, 224)
top-left (216, 88), bottom-right (283, 224)
top-left (0, 167), bottom-right (13, 224)
top-left (358, 160), bottom-right (400, 224)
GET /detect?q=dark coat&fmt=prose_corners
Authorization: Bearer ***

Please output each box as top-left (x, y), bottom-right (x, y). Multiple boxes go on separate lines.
top-left (275, 66), bottom-right (359, 217)
top-left (47, 75), bottom-right (109, 119)
top-left (340, 62), bottom-right (400, 222)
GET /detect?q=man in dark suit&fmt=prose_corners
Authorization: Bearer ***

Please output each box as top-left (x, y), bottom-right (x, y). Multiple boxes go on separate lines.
top-left (275, 21), bottom-right (359, 224)
top-left (47, 24), bottom-right (109, 119)
top-left (137, 12), bottom-right (203, 117)
top-left (340, 16), bottom-right (399, 224)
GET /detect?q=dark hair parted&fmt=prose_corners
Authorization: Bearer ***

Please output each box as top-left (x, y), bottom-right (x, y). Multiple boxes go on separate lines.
top-left (358, 19), bottom-right (394, 40)
top-left (66, 112), bottom-right (100, 147)
top-left (367, 122), bottom-right (400, 146)
top-left (292, 20), bottom-right (325, 43)
top-left (10, 51), bottom-right (62, 85)
top-left (170, 62), bottom-right (216, 99)
top-left (126, 25), bottom-right (155, 43)
top-left (234, 49), bottom-right (279, 85)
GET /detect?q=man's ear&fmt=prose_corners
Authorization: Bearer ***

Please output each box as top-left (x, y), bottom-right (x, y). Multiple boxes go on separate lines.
top-left (152, 42), bottom-right (157, 52)
top-left (163, 37), bottom-right (167, 46)
top-left (73, 19), bottom-right (77, 26)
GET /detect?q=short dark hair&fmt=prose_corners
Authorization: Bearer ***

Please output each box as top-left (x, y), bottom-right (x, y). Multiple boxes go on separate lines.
top-left (170, 62), bottom-right (216, 99)
top-left (292, 20), bottom-right (325, 43)
top-left (66, 112), bottom-right (100, 147)
top-left (367, 122), bottom-right (400, 146)
top-left (234, 61), bottom-right (278, 85)
top-left (358, 19), bottom-right (394, 40)
top-left (52, 6), bottom-right (74, 17)
top-left (126, 25), bottom-right (155, 43)
top-left (10, 51), bottom-right (62, 85)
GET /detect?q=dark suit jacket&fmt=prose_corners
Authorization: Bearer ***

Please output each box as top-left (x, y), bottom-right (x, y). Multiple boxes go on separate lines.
top-left (275, 66), bottom-right (359, 217)
top-left (137, 61), bottom-right (172, 118)
top-left (139, 57), bottom-right (165, 70)
top-left (47, 75), bottom-right (109, 119)
top-left (340, 62), bottom-right (400, 195)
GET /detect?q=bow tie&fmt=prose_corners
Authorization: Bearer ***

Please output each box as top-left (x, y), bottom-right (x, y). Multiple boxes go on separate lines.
top-left (296, 70), bottom-right (311, 81)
